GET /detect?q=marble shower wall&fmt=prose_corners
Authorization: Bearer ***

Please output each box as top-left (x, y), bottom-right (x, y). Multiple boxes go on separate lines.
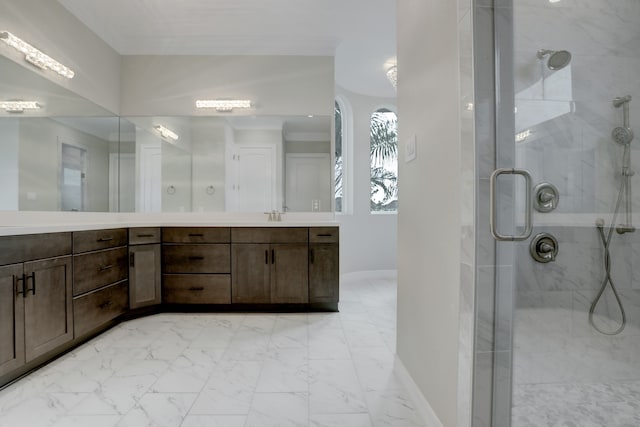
top-left (512, 0), bottom-right (640, 388)
top-left (514, 0), bottom-right (640, 215)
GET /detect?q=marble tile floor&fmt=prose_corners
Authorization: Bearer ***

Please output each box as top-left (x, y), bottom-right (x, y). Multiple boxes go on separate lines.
top-left (0, 275), bottom-right (426, 427)
top-left (512, 381), bottom-right (640, 427)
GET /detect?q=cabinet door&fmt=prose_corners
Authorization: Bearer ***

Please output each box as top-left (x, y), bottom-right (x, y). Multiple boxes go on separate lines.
top-left (0, 264), bottom-right (25, 377)
top-left (271, 244), bottom-right (309, 303)
top-left (309, 244), bottom-right (339, 303)
top-left (231, 244), bottom-right (270, 303)
top-left (130, 244), bottom-right (161, 308)
top-left (23, 256), bottom-right (73, 362)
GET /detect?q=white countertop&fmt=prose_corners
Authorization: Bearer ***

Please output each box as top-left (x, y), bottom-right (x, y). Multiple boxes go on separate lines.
top-left (0, 212), bottom-right (340, 236)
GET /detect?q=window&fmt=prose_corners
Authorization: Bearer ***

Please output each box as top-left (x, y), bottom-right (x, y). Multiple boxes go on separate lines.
top-left (334, 101), bottom-right (343, 212)
top-left (370, 108), bottom-right (398, 212)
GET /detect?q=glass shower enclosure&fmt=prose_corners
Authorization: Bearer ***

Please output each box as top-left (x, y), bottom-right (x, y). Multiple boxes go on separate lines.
top-left (476, 0), bottom-right (640, 426)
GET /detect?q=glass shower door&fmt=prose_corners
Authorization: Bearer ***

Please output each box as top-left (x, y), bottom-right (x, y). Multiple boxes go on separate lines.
top-left (490, 1), bottom-right (640, 426)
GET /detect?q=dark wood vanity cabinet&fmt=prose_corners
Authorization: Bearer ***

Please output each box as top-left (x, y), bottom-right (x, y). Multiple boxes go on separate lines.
top-left (0, 225), bottom-right (340, 389)
top-left (0, 233), bottom-right (73, 379)
top-left (162, 227), bottom-right (232, 304)
top-left (129, 228), bottom-right (161, 309)
top-left (231, 228), bottom-right (309, 304)
top-left (309, 227), bottom-right (340, 304)
top-left (72, 229), bottom-right (128, 338)
top-left (0, 264), bottom-right (26, 377)
top-left (24, 256), bottom-right (74, 362)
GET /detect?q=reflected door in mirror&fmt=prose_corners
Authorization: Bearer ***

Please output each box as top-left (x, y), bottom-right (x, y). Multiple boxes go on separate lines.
top-left (229, 146), bottom-right (276, 212)
top-left (60, 144), bottom-right (87, 212)
top-left (285, 154), bottom-right (331, 212)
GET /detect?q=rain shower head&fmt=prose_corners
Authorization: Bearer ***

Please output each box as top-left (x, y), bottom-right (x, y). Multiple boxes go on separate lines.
top-left (612, 126), bottom-right (634, 145)
top-left (537, 49), bottom-right (572, 70)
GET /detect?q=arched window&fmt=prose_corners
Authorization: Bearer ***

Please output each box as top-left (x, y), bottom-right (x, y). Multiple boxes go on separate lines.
top-left (335, 100), bottom-right (343, 212)
top-left (370, 108), bottom-right (398, 212)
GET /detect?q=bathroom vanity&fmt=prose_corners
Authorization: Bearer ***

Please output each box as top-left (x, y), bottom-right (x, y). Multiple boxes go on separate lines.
top-left (0, 224), bottom-right (339, 388)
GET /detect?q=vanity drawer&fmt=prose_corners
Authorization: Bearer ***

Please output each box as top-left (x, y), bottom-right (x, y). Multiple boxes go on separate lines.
top-left (129, 227), bottom-right (161, 245)
top-left (73, 281), bottom-right (128, 337)
top-left (231, 227), bottom-right (309, 243)
top-left (0, 233), bottom-right (72, 265)
top-left (162, 244), bottom-right (231, 274)
top-left (73, 229), bottom-right (128, 254)
top-left (73, 247), bottom-right (128, 296)
top-left (309, 227), bottom-right (339, 243)
top-left (163, 274), bottom-right (231, 304)
top-left (162, 227), bottom-right (230, 244)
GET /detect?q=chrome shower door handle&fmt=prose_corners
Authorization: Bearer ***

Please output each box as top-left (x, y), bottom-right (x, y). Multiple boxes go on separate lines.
top-left (490, 168), bottom-right (533, 241)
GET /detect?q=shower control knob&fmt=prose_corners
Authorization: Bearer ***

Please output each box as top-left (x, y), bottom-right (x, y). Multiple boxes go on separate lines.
top-left (533, 182), bottom-right (559, 212)
top-left (530, 233), bottom-right (558, 263)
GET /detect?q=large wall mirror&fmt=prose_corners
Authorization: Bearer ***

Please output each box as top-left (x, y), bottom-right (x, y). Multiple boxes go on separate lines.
top-left (120, 115), bottom-right (332, 213)
top-left (0, 56), bottom-right (119, 212)
top-left (0, 55), bottom-right (334, 213)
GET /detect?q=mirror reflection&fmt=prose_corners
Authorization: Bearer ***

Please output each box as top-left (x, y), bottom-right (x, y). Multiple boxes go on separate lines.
top-left (0, 55), bottom-right (334, 213)
top-left (120, 115), bottom-right (332, 213)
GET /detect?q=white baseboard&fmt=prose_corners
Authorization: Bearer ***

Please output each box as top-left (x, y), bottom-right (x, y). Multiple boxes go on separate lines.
top-left (341, 269), bottom-right (398, 282)
top-left (394, 355), bottom-right (444, 427)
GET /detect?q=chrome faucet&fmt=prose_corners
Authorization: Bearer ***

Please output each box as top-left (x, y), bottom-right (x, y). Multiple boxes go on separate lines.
top-left (265, 210), bottom-right (284, 222)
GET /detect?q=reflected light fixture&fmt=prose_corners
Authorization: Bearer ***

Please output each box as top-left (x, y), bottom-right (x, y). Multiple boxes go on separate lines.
top-left (196, 99), bottom-right (252, 112)
top-left (386, 65), bottom-right (397, 89)
top-left (0, 31), bottom-right (75, 79)
top-left (154, 125), bottom-right (179, 141)
top-left (0, 100), bottom-right (41, 113)
top-left (516, 129), bottom-right (533, 143)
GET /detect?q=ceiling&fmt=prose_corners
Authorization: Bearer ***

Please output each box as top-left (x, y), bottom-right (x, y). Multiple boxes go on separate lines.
top-left (57, 0), bottom-right (397, 98)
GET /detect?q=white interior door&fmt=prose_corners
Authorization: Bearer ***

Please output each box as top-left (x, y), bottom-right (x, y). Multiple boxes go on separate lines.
top-left (285, 153), bottom-right (330, 212)
top-left (139, 145), bottom-right (161, 212)
top-left (60, 143), bottom-right (87, 212)
top-left (109, 153), bottom-right (135, 212)
top-left (232, 146), bottom-right (275, 212)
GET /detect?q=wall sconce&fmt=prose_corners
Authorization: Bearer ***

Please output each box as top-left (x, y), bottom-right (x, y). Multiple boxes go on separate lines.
top-left (0, 31), bottom-right (75, 79)
top-left (196, 99), bottom-right (252, 112)
top-left (386, 65), bottom-right (397, 89)
top-left (154, 125), bottom-right (179, 141)
top-left (0, 100), bottom-right (41, 113)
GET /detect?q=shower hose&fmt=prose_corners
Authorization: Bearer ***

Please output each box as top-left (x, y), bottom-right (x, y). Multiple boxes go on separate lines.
top-left (592, 173), bottom-right (628, 335)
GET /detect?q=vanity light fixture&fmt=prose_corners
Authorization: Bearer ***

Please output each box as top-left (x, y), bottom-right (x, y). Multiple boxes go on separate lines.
top-left (154, 125), bottom-right (179, 141)
top-left (386, 65), bottom-right (397, 89)
top-left (0, 100), bottom-right (41, 113)
top-left (0, 31), bottom-right (75, 79)
top-left (195, 99), bottom-right (252, 112)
